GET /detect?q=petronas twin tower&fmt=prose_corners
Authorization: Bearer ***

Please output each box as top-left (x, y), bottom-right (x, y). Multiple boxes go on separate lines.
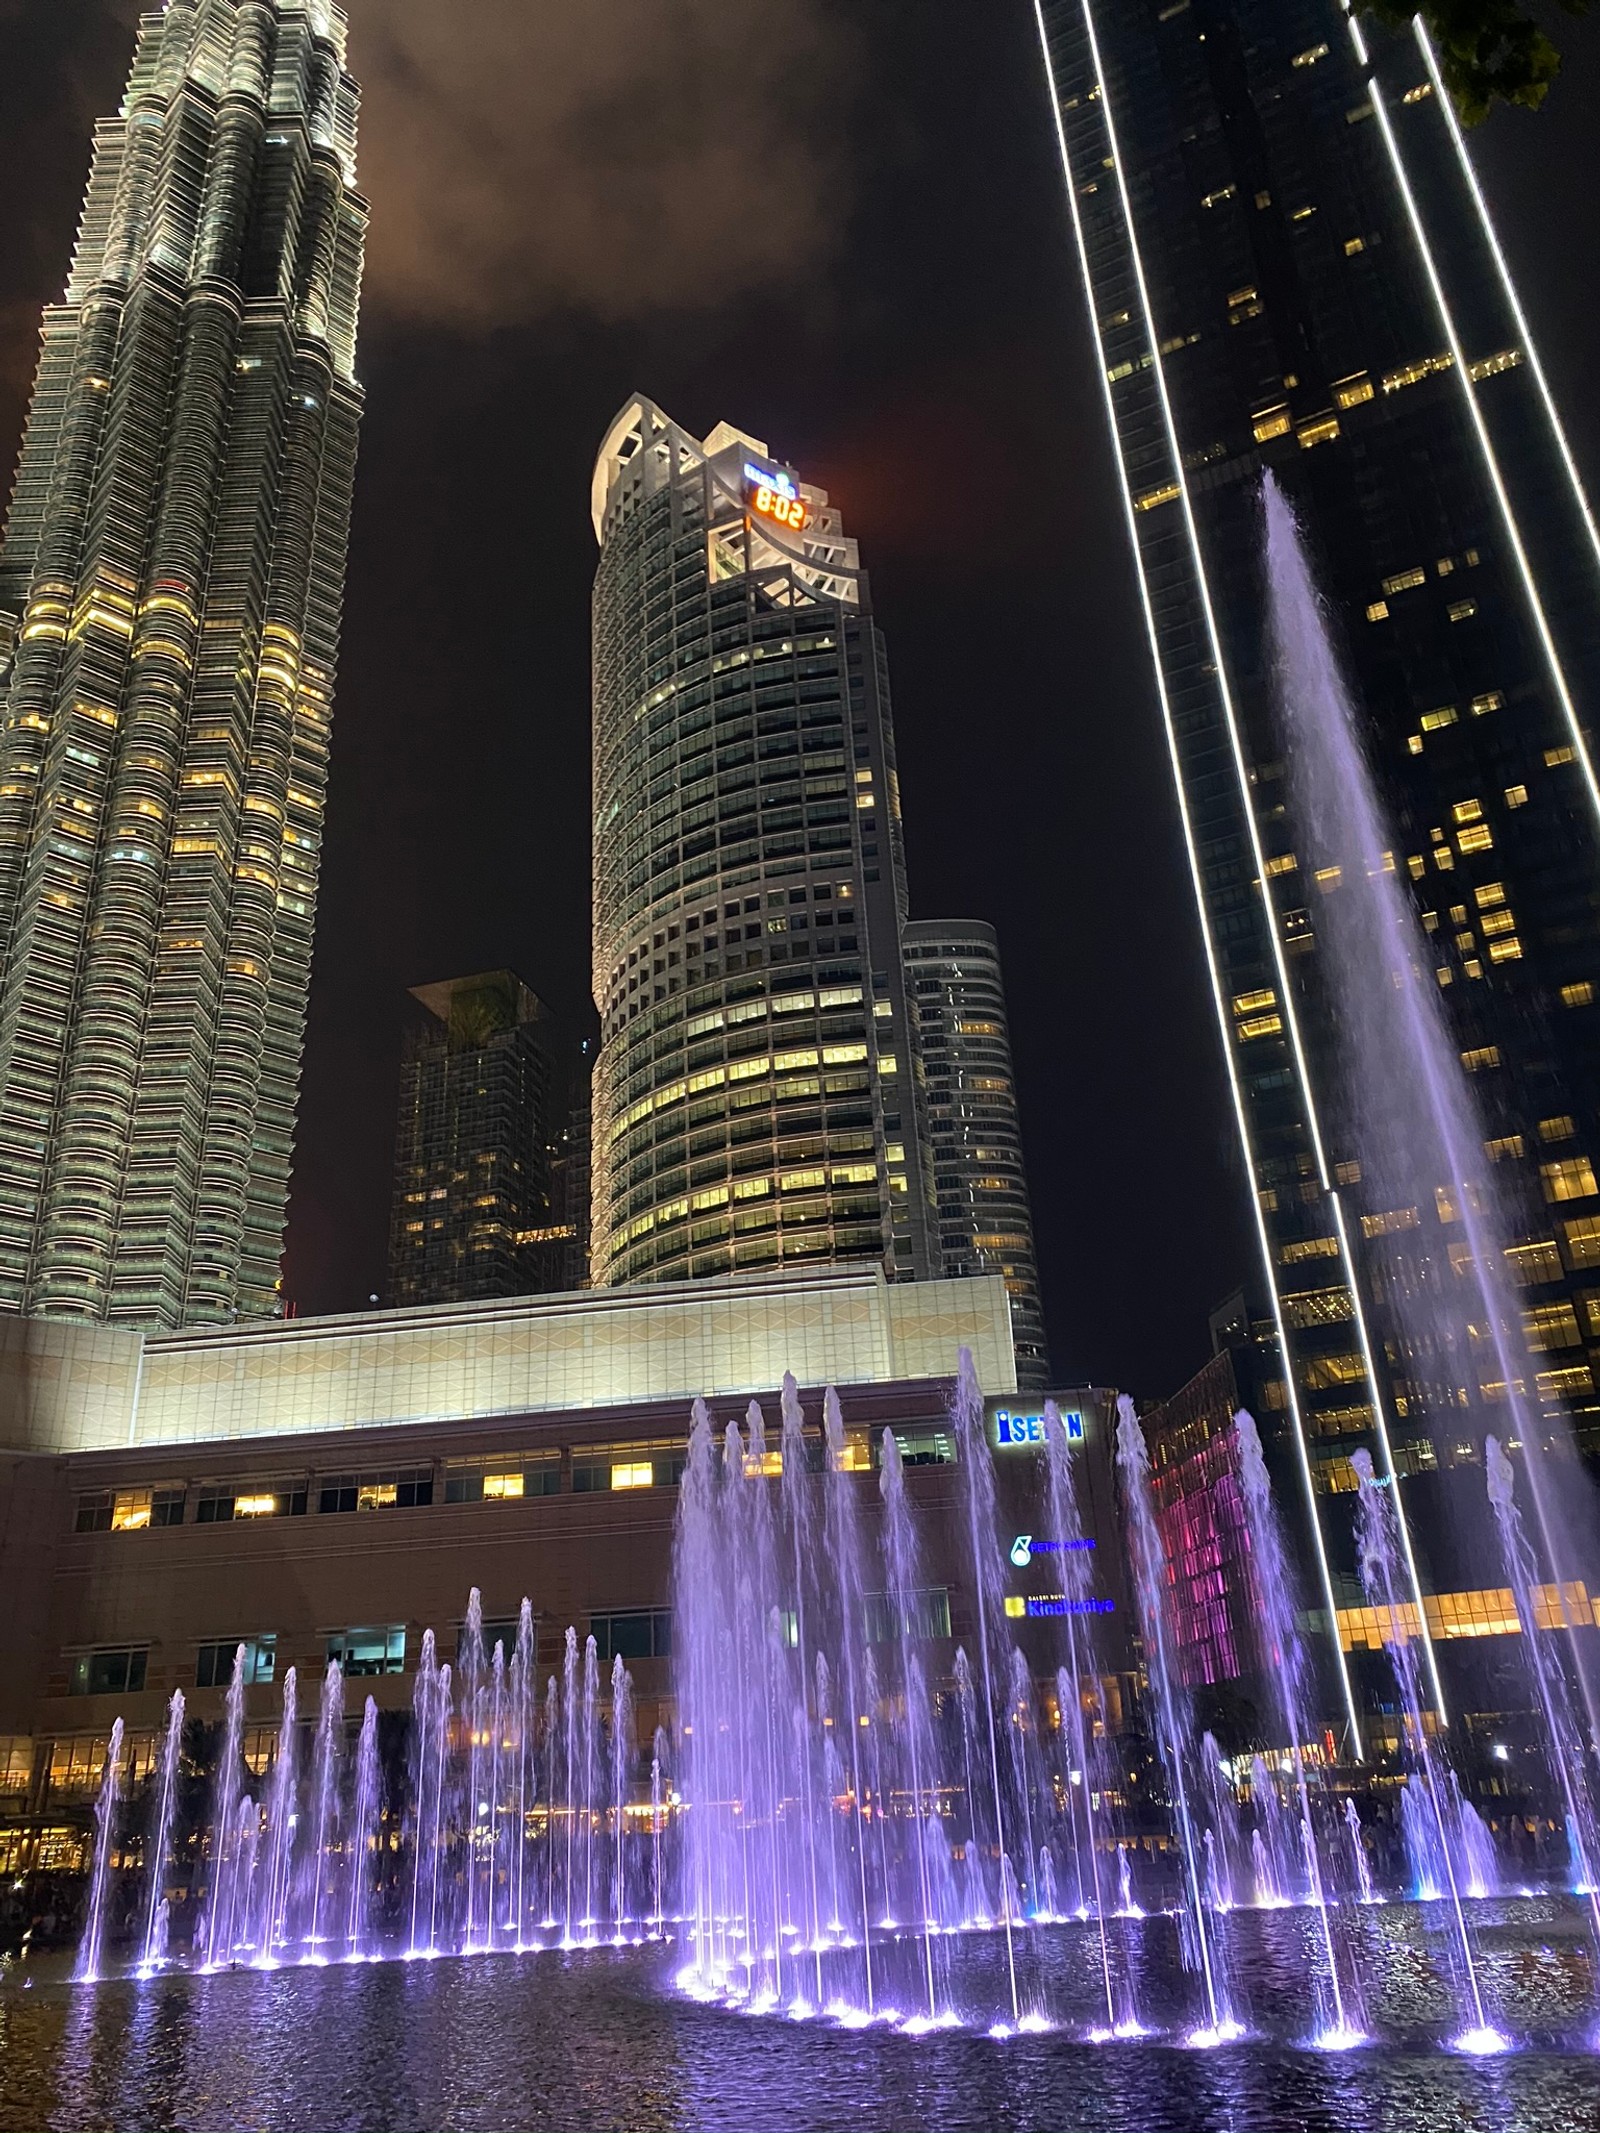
top-left (0, 1), bottom-right (364, 1326)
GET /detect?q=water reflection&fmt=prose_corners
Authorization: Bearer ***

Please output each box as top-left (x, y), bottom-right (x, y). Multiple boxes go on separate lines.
top-left (5, 1923), bottom-right (1599, 2133)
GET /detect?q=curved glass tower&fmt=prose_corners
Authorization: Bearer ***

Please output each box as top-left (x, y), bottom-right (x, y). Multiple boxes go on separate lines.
top-left (0, 0), bottom-right (365, 1326)
top-left (590, 397), bottom-right (936, 1289)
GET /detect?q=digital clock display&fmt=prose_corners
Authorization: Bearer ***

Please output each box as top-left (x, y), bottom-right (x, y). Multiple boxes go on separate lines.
top-left (743, 460), bottom-right (808, 533)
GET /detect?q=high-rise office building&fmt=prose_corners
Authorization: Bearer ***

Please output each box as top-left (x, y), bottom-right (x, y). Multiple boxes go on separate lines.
top-left (589, 398), bottom-right (937, 1288)
top-left (1036, 1), bottom-right (1600, 1728)
top-left (903, 921), bottom-right (1049, 1390)
top-left (0, 0), bottom-right (365, 1327)
top-left (388, 974), bottom-right (589, 1306)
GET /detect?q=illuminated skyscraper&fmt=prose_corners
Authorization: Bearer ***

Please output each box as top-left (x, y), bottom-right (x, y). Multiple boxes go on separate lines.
top-left (1036, 1), bottom-right (1600, 1731)
top-left (903, 921), bottom-right (1048, 1390)
top-left (590, 398), bottom-right (936, 1287)
top-left (0, 0), bottom-right (364, 1326)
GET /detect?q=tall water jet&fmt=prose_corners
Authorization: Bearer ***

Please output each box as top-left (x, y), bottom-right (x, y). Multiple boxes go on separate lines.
top-left (673, 1397), bottom-right (732, 1987)
top-left (650, 1734), bottom-right (667, 1936)
top-left (75, 1719), bottom-right (124, 1983)
top-left (1044, 1401), bottom-right (1140, 2035)
top-left (1116, 1397), bottom-right (1239, 2043)
top-left (346, 1696), bottom-right (381, 1958)
top-left (950, 1348), bottom-right (1021, 2023)
top-left (306, 1661), bottom-right (344, 1957)
top-left (1235, 1409), bottom-right (1363, 2044)
top-left (200, 1645), bottom-right (249, 1967)
top-left (486, 1639), bottom-right (508, 1951)
top-left (1353, 1449), bottom-right (1505, 2052)
top-left (822, 1384), bottom-right (875, 2010)
top-left (256, 1666), bottom-right (300, 1962)
top-left (408, 1630), bottom-right (450, 1956)
top-left (561, 1624), bottom-right (580, 1944)
top-left (138, 1690), bottom-right (184, 1974)
top-left (461, 1589), bottom-right (487, 1952)
top-left (879, 1426), bottom-right (944, 2021)
top-left (511, 1600), bottom-right (537, 1945)
top-left (779, 1373), bottom-right (826, 1996)
top-left (610, 1653), bottom-right (634, 1938)
top-left (1485, 1435), bottom-right (1600, 1944)
top-left (1262, 470), bottom-right (1600, 1750)
top-left (581, 1633), bottom-right (600, 1937)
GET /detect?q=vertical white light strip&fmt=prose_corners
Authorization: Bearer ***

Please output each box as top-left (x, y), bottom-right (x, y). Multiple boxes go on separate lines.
top-left (1033, 0), bottom-right (1365, 1752)
top-left (1370, 71), bottom-right (1600, 835)
top-left (1413, 23), bottom-right (1600, 580)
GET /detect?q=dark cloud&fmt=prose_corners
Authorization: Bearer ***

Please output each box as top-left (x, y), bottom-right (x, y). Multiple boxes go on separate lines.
top-left (350, 0), bottom-right (859, 324)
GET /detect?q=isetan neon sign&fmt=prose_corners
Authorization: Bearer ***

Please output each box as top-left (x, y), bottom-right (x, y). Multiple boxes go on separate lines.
top-left (743, 461), bottom-right (808, 533)
top-left (994, 1406), bottom-right (1084, 1447)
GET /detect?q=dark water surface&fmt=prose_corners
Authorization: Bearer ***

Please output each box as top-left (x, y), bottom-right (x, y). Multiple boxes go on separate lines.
top-left (5, 1908), bottom-right (1600, 2133)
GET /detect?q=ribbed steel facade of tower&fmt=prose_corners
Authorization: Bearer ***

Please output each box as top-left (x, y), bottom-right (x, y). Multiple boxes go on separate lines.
top-left (590, 398), bottom-right (936, 1289)
top-left (0, 0), bottom-right (365, 1326)
top-left (1035, 0), bottom-right (1600, 1736)
top-left (903, 921), bottom-right (1049, 1391)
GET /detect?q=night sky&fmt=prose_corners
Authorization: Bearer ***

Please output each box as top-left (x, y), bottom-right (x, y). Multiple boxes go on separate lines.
top-left (2, 2), bottom-right (1598, 1393)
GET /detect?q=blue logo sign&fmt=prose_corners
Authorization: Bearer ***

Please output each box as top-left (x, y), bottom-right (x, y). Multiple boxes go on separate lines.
top-left (743, 460), bottom-right (798, 501)
top-left (1008, 1535), bottom-right (1096, 1565)
top-left (995, 1407), bottom-right (1083, 1447)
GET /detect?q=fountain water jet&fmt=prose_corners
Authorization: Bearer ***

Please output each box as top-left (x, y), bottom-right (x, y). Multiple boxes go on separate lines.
top-left (75, 1719), bottom-right (124, 1983)
top-left (1117, 1398), bottom-right (1240, 2043)
top-left (137, 1691), bottom-right (184, 1975)
top-left (1235, 1409), bottom-right (1364, 2043)
top-left (1263, 471), bottom-right (1600, 1758)
top-left (1354, 1449), bottom-right (1506, 2052)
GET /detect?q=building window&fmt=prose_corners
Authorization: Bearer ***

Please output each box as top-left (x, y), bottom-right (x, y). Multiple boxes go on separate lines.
top-left (196, 1636), bottom-right (276, 1689)
top-left (1542, 1158), bottom-right (1598, 1204)
top-left (326, 1626), bottom-right (406, 1676)
top-left (590, 1609), bottom-right (672, 1662)
top-left (75, 1486), bottom-right (184, 1532)
top-left (196, 1481), bottom-right (307, 1522)
top-left (444, 1454), bottom-right (561, 1503)
top-left (1523, 1303), bottom-right (1582, 1351)
top-left (69, 1647), bottom-right (148, 1697)
top-left (863, 1586), bottom-right (952, 1643)
top-left (881, 1425), bottom-right (956, 1467)
top-left (318, 1468), bottom-right (433, 1514)
top-left (571, 1442), bottom-right (688, 1493)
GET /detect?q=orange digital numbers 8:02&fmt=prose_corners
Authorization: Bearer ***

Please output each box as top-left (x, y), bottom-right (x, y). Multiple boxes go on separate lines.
top-left (751, 483), bottom-right (808, 532)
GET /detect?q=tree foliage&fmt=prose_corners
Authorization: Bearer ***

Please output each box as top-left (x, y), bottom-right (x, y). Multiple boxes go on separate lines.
top-left (1360, 0), bottom-right (1592, 122)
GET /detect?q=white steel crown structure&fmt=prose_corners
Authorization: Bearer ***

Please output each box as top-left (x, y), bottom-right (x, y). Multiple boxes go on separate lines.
top-left (0, 0), bottom-right (365, 1326)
